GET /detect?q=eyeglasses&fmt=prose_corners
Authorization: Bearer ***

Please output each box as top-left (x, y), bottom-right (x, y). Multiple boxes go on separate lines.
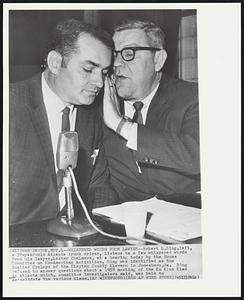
top-left (113, 46), bottom-right (162, 62)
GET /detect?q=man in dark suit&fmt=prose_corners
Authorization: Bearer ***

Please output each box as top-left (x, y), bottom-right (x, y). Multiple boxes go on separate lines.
top-left (103, 20), bottom-right (200, 204)
top-left (10, 19), bottom-right (117, 225)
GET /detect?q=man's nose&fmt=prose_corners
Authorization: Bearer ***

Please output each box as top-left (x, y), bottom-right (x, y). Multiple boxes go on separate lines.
top-left (113, 53), bottom-right (125, 67)
top-left (92, 71), bottom-right (104, 88)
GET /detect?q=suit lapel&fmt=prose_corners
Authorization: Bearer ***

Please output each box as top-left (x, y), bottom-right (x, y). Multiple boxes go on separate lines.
top-left (74, 105), bottom-right (95, 191)
top-left (145, 74), bottom-right (171, 127)
top-left (75, 105), bottom-right (93, 150)
top-left (26, 74), bottom-right (57, 186)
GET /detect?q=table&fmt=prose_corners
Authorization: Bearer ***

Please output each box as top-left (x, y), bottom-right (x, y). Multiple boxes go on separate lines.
top-left (9, 193), bottom-right (202, 247)
top-left (9, 217), bottom-right (127, 247)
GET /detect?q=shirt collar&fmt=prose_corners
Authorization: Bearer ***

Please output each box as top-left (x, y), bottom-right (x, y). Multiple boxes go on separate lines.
top-left (127, 83), bottom-right (160, 109)
top-left (42, 72), bottom-right (74, 113)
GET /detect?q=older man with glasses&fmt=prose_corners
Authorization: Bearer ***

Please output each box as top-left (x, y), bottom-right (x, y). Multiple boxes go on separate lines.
top-left (103, 19), bottom-right (201, 205)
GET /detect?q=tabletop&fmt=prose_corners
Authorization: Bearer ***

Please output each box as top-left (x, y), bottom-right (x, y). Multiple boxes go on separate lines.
top-left (9, 193), bottom-right (202, 247)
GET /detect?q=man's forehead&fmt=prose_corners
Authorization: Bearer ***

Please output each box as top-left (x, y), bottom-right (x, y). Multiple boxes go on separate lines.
top-left (113, 29), bottom-right (148, 47)
top-left (76, 33), bottom-right (107, 49)
top-left (73, 34), bottom-right (111, 66)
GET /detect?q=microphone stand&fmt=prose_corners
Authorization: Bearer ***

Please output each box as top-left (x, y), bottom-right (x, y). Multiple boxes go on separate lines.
top-left (47, 168), bottom-right (97, 239)
top-left (63, 169), bottom-right (74, 220)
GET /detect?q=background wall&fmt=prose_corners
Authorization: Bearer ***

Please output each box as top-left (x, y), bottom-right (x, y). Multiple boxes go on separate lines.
top-left (9, 10), bottom-right (85, 82)
top-left (9, 10), bottom-right (197, 83)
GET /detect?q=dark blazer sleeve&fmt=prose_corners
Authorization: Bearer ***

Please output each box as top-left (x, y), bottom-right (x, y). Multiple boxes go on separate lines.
top-left (9, 77), bottom-right (60, 225)
top-left (134, 80), bottom-right (200, 176)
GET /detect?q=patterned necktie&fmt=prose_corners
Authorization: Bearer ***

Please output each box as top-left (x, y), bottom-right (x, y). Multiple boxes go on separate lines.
top-left (61, 106), bottom-right (70, 132)
top-left (132, 101), bottom-right (144, 124)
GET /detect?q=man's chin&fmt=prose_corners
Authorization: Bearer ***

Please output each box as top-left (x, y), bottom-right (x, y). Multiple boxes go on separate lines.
top-left (116, 86), bottom-right (131, 100)
top-left (77, 96), bottom-right (96, 106)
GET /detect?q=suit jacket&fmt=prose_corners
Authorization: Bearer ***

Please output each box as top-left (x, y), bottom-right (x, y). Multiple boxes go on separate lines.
top-left (9, 73), bottom-right (117, 225)
top-left (103, 74), bottom-right (201, 203)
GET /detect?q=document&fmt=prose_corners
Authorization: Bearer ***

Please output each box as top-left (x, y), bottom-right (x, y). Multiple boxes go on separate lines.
top-left (92, 197), bottom-right (201, 242)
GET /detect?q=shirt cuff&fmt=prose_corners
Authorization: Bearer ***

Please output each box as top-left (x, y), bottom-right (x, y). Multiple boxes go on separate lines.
top-left (120, 121), bottom-right (138, 150)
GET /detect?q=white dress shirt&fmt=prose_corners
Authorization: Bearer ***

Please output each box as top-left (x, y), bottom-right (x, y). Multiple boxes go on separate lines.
top-left (121, 83), bottom-right (159, 150)
top-left (42, 72), bottom-right (77, 209)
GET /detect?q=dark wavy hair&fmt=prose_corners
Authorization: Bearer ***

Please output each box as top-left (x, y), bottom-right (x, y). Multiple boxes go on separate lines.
top-left (48, 18), bottom-right (113, 67)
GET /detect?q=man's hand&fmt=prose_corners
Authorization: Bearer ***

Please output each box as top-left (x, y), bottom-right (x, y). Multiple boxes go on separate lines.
top-left (103, 76), bottom-right (122, 132)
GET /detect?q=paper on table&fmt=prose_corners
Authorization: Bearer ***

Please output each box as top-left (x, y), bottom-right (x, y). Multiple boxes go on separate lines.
top-left (146, 206), bottom-right (201, 241)
top-left (92, 203), bottom-right (124, 224)
top-left (92, 196), bottom-right (201, 241)
top-left (92, 197), bottom-right (158, 223)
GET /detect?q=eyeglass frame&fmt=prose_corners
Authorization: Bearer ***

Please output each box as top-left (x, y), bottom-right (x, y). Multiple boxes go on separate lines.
top-left (113, 46), bottom-right (162, 62)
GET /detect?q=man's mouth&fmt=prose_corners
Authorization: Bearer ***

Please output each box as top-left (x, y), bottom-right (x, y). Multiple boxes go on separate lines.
top-left (83, 90), bottom-right (98, 97)
top-left (115, 74), bottom-right (128, 81)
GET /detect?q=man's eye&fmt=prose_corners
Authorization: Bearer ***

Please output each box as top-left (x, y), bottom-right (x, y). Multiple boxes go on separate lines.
top-left (83, 68), bottom-right (92, 73)
top-left (102, 70), bottom-right (109, 75)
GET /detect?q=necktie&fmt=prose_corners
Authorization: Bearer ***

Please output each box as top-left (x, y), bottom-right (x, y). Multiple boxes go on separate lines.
top-left (61, 106), bottom-right (70, 132)
top-left (57, 106), bottom-right (71, 205)
top-left (132, 101), bottom-right (144, 124)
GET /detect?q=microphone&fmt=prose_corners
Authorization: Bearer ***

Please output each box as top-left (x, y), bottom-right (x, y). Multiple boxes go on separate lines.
top-left (47, 131), bottom-right (97, 239)
top-left (56, 131), bottom-right (78, 220)
top-left (56, 131), bottom-right (78, 170)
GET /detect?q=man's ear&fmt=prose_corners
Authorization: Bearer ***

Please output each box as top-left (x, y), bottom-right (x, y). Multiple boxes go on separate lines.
top-left (46, 50), bottom-right (62, 75)
top-left (154, 49), bottom-right (167, 72)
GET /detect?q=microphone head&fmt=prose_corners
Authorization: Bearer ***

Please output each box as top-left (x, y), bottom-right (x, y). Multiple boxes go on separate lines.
top-left (56, 131), bottom-right (79, 170)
